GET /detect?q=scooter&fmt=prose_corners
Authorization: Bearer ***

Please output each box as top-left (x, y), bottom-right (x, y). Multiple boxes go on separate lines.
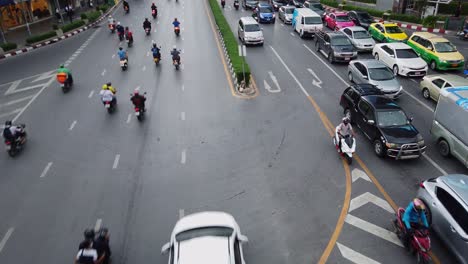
top-left (124, 5), bottom-right (129, 14)
top-left (221, 0), bottom-right (225, 8)
top-left (56, 73), bottom-right (73, 93)
top-left (4, 124), bottom-right (27, 157)
top-left (234, 0), bottom-right (239, 10)
top-left (102, 97), bottom-right (116, 114)
top-left (152, 9), bottom-right (157, 19)
top-left (118, 31), bottom-right (124, 41)
top-left (393, 208), bottom-right (431, 264)
top-left (126, 37), bottom-right (133, 48)
top-left (173, 58), bottom-right (180, 70)
top-left (333, 127), bottom-right (356, 164)
top-left (458, 28), bottom-right (468, 40)
top-left (174, 26), bottom-right (180, 36)
top-left (109, 23), bottom-right (116, 33)
top-left (120, 58), bottom-right (128, 71)
top-left (153, 54), bottom-right (161, 66)
top-left (145, 27), bottom-right (151, 35)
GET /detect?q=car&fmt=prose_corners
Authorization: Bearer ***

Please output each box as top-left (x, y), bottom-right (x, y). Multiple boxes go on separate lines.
top-left (238, 17), bottom-right (264, 45)
top-left (340, 26), bottom-right (375, 52)
top-left (339, 92), bottom-right (426, 159)
top-left (347, 11), bottom-right (374, 29)
top-left (303, 0), bottom-right (325, 19)
top-left (279, 5), bottom-right (295, 24)
top-left (161, 211), bottom-right (249, 264)
top-left (373, 43), bottom-right (428, 77)
top-left (417, 174), bottom-right (468, 264)
top-left (253, 3), bottom-right (276, 23)
top-left (242, 0), bottom-right (259, 9)
top-left (348, 59), bottom-right (403, 99)
top-left (323, 12), bottom-right (355, 31)
top-left (292, 0), bottom-right (305, 7)
top-left (292, 8), bottom-right (322, 38)
top-left (419, 74), bottom-right (468, 101)
top-left (368, 22), bottom-right (408, 43)
top-left (269, 0), bottom-right (289, 11)
top-left (344, 83), bottom-right (385, 97)
top-left (315, 31), bottom-right (357, 63)
top-left (406, 32), bottom-right (465, 71)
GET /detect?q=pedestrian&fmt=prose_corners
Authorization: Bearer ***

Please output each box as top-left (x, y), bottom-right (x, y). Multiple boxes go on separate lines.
top-left (66, 5), bottom-right (73, 23)
top-left (55, 8), bottom-right (61, 22)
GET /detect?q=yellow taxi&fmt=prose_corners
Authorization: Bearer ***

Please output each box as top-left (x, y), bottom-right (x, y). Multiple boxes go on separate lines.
top-left (368, 22), bottom-right (408, 43)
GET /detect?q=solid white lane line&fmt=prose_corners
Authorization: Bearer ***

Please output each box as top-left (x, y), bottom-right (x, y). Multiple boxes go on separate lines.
top-left (142, 65), bottom-right (146, 71)
top-left (88, 90), bottom-right (95, 98)
top-left (179, 209), bottom-right (185, 219)
top-left (112, 154), bottom-right (120, 169)
top-left (101, 69), bottom-right (106, 76)
top-left (303, 44), bottom-right (349, 85)
top-left (126, 114), bottom-right (132, 123)
top-left (181, 149), bottom-right (186, 164)
top-left (182, 85), bottom-right (185, 91)
top-left (0, 95), bottom-right (34, 107)
top-left (270, 46), bottom-right (309, 96)
top-left (40, 162), bottom-right (53, 178)
top-left (0, 228), bottom-right (14, 253)
top-left (94, 219), bottom-right (102, 232)
top-left (402, 90), bottom-right (434, 112)
top-left (181, 112), bottom-right (185, 120)
top-left (345, 214), bottom-right (403, 247)
top-left (0, 108), bottom-right (22, 118)
top-left (422, 153), bottom-right (448, 175)
top-left (337, 243), bottom-right (381, 264)
top-left (69, 120), bottom-right (77, 131)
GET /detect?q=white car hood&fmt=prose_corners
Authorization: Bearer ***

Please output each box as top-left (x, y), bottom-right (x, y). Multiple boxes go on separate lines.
top-left (398, 57), bottom-right (427, 69)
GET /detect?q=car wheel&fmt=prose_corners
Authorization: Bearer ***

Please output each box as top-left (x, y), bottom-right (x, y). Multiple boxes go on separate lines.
top-left (315, 41), bottom-right (320, 51)
top-left (422, 88), bottom-right (430, 99)
top-left (430, 60), bottom-right (437, 70)
top-left (300, 30), bottom-right (304, 38)
top-left (374, 53), bottom-right (379, 60)
top-left (438, 139), bottom-right (450, 157)
top-left (348, 72), bottom-right (353, 82)
top-left (393, 65), bottom-right (399, 76)
top-left (373, 140), bottom-right (385, 157)
top-left (328, 52), bottom-right (334, 63)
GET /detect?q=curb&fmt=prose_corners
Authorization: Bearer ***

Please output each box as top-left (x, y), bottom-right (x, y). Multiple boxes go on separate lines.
top-left (322, 6), bottom-right (450, 34)
top-left (0, 4), bottom-right (120, 60)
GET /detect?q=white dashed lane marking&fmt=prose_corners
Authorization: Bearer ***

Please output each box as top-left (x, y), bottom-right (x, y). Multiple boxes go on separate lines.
top-left (40, 162), bottom-right (53, 178)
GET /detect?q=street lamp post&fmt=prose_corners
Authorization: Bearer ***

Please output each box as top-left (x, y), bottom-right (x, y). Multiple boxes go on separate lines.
top-left (238, 44), bottom-right (247, 89)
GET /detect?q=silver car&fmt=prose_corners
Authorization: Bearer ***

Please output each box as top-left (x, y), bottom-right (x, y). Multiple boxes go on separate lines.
top-left (348, 59), bottom-right (402, 99)
top-left (340, 26), bottom-right (375, 52)
top-left (418, 174), bottom-right (468, 264)
top-left (279, 5), bottom-right (295, 24)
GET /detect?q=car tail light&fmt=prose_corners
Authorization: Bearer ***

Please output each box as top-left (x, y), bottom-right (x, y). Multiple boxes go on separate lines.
top-left (419, 182), bottom-right (425, 188)
top-left (135, 107), bottom-right (139, 111)
top-left (5, 141), bottom-right (11, 145)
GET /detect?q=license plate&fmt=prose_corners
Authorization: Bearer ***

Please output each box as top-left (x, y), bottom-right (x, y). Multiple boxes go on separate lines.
top-left (135, 112), bottom-right (140, 116)
top-left (414, 72), bottom-right (422, 75)
top-left (105, 104), bottom-right (110, 108)
top-left (344, 57), bottom-right (350, 61)
top-left (451, 64), bottom-right (458, 67)
top-left (5, 145), bottom-right (11, 150)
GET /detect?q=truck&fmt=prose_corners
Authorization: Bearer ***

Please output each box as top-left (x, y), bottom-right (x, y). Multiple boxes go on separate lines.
top-left (431, 86), bottom-right (468, 168)
top-left (315, 30), bottom-right (357, 63)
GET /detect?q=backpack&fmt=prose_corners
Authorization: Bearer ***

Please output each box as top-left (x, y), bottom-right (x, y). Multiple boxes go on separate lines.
top-left (3, 127), bottom-right (14, 141)
top-left (77, 249), bottom-right (95, 264)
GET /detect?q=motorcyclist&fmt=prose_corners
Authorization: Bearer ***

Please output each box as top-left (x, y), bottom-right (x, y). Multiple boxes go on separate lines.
top-left (123, 0), bottom-right (129, 12)
top-left (171, 45), bottom-right (181, 64)
top-left (116, 22), bottom-right (125, 40)
top-left (151, 3), bottom-right (157, 16)
top-left (100, 85), bottom-right (116, 106)
top-left (107, 15), bottom-right (115, 30)
top-left (172, 18), bottom-right (180, 28)
top-left (151, 43), bottom-right (161, 60)
top-left (143, 18), bottom-right (151, 31)
top-left (101, 82), bottom-right (116, 94)
top-left (2, 121), bottom-right (24, 146)
top-left (74, 240), bottom-right (99, 264)
top-left (117, 47), bottom-right (128, 62)
top-left (402, 198), bottom-right (429, 249)
top-left (131, 90), bottom-right (146, 111)
top-left (336, 117), bottom-right (355, 151)
top-left (125, 26), bottom-right (133, 44)
top-left (94, 228), bottom-right (111, 264)
top-left (57, 64), bottom-right (73, 85)
top-left (221, 0), bottom-right (225, 8)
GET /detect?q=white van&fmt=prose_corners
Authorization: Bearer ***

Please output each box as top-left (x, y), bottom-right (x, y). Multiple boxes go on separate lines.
top-left (238, 17), bottom-right (264, 45)
top-left (292, 8), bottom-right (323, 38)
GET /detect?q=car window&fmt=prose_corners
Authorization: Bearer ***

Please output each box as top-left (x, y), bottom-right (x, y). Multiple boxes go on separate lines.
top-left (376, 110), bottom-right (407, 127)
top-left (336, 15), bottom-right (351, 22)
top-left (375, 24), bottom-right (384, 32)
top-left (432, 78), bottom-right (445, 88)
top-left (436, 187), bottom-right (468, 234)
top-left (285, 8), bottom-right (294, 14)
top-left (239, 20), bottom-right (244, 29)
top-left (434, 41), bottom-right (457, 53)
top-left (234, 239), bottom-right (242, 264)
top-left (343, 28), bottom-right (352, 36)
top-left (395, 48), bottom-right (418, 58)
top-left (348, 12), bottom-right (355, 19)
top-left (425, 41), bottom-right (434, 50)
top-left (385, 26), bottom-right (403, 33)
top-left (357, 12), bottom-right (372, 21)
top-left (411, 35), bottom-right (420, 43)
top-left (301, 17), bottom-right (305, 24)
top-left (355, 63), bottom-right (367, 76)
top-left (444, 82), bottom-right (452, 88)
top-left (304, 16), bottom-right (322, 24)
top-left (331, 36), bottom-right (352, 46)
top-left (358, 100), bottom-right (371, 117)
top-left (245, 24), bottom-right (260, 32)
top-left (368, 67), bottom-right (394, 81)
top-left (353, 30), bottom-right (370, 39)
top-left (259, 6), bottom-right (273, 13)
top-left (346, 88), bottom-right (359, 103)
top-left (381, 45), bottom-right (394, 55)
top-left (311, 3), bottom-right (323, 10)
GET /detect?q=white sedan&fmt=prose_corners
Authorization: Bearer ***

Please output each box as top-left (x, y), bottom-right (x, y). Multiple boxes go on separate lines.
top-left (161, 211), bottom-right (249, 264)
top-left (373, 42), bottom-right (428, 77)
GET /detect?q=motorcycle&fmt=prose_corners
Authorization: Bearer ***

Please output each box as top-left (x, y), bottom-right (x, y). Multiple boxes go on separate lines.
top-left (152, 9), bottom-right (157, 18)
top-left (174, 26), bottom-right (180, 36)
top-left (102, 96), bottom-right (116, 114)
top-left (234, 0), bottom-right (239, 10)
top-left (333, 127), bottom-right (356, 164)
top-left (393, 208), bottom-right (431, 264)
top-left (118, 31), bottom-right (124, 41)
top-left (458, 29), bottom-right (468, 40)
top-left (109, 23), bottom-right (116, 33)
top-left (173, 58), bottom-right (180, 70)
top-left (4, 124), bottom-right (27, 157)
top-left (145, 27), bottom-right (151, 35)
top-left (221, 0), bottom-right (225, 8)
top-left (153, 54), bottom-right (161, 66)
top-left (124, 5), bottom-right (129, 13)
top-left (126, 36), bottom-right (133, 47)
top-left (56, 73), bottom-right (73, 93)
top-left (120, 58), bottom-right (128, 71)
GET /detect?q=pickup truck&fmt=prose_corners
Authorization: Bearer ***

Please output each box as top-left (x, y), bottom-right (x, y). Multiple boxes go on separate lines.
top-left (315, 30), bottom-right (357, 63)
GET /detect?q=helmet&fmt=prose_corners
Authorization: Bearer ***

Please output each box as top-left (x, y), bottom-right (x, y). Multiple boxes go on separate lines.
top-left (174, 18), bottom-right (178, 21)
top-left (97, 228), bottom-right (109, 239)
top-left (342, 117), bottom-right (350, 124)
top-left (119, 47), bottom-right (123, 50)
top-left (413, 198), bottom-right (426, 212)
top-left (145, 18), bottom-right (148, 21)
top-left (107, 82), bottom-right (112, 87)
top-left (134, 89), bottom-right (139, 95)
top-left (125, 26), bottom-right (129, 30)
top-left (117, 21), bottom-right (120, 25)
top-left (4, 120), bottom-right (12, 127)
top-left (152, 43), bottom-right (157, 47)
top-left (59, 64), bottom-right (64, 68)
top-left (102, 84), bottom-right (108, 90)
top-left (83, 229), bottom-right (95, 240)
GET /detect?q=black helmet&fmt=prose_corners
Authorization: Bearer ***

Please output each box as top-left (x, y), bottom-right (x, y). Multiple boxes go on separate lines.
top-left (4, 120), bottom-right (12, 127)
top-left (84, 229), bottom-right (95, 240)
top-left (106, 82), bottom-right (112, 86)
top-left (98, 228), bottom-right (109, 239)
top-left (119, 47), bottom-right (123, 50)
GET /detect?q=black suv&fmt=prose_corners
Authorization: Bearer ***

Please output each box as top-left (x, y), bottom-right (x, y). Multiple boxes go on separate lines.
top-left (340, 86), bottom-right (426, 159)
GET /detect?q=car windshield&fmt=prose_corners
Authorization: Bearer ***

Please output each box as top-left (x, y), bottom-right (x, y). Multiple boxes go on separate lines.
top-left (304, 16), bottom-right (322, 24)
top-left (434, 42), bottom-right (457, 53)
top-left (377, 110), bottom-right (408, 127)
top-left (385, 26), bottom-right (403, 33)
top-left (245, 24), bottom-right (260, 32)
top-left (336, 15), bottom-right (350, 22)
top-left (395, 48), bottom-right (419, 58)
top-left (368, 67), bottom-right (394, 81)
top-left (285, 8), bottom-right (294, 14)
top-left (331, 36), bottom-right (352, 46)
top-left (259, 6), bottom-right (273, 13)
top-left (357, 12), bottom-right (372, 21)
top-left (310, 3), bottom-right (323, 10)
top-left (353, 30), bottom-right (370, 39)
top-left (176, 227), bottom-right (233, 242)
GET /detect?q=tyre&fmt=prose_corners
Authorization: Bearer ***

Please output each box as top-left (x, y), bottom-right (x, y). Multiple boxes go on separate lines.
top-left (374, 53), bottom-right (379, 60)
top-left (348, 72), bottom-right (353, 82)
top-left (8, 149), bottom-right (17, 157)
top-left (422, 88), bottom-right (430, 99)
top-left (373, 140), bottom-right (385, 157)
top-left (137, 114), bottom-right (143, 121)
top-left (300, 30), bottom-right (304, 38)
top-left (393, 65), bottom-right (399, 76)
top-left (315, 42), bottom-right (320, 52)
top-left (438, 139), bottom-right (450, 157)
top-left (430, 60), bottom-right (437, 70)
top-left (328, 52), bottom-right (334, 63)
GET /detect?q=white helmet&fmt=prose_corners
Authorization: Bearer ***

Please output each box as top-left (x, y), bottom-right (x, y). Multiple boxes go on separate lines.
top-left (117, 21), bottom-right (121, 25)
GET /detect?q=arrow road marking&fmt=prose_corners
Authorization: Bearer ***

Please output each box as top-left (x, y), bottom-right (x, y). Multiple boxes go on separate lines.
top-left (337, 243), bottom-right (381, 264)
top-left (345, 214), bottom-right (403, 247)
top-left (268, 71), bottom-right (281, 92)
top-left (351, 168), bottom-right (371, 183)
top-left (349, 192), bottom-right (394, 213)
top-left (307, 68), bottom-right (323, 89)
top-left (32, 70), bottom-right (56, 82)
top-left (5, 80), bottom-right (46, 95)
top-left (0, 95), bottom-right (34, 108)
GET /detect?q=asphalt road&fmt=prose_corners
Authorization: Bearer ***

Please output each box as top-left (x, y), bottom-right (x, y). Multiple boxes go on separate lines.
top-left (0, 0), bottom-right (350, 264)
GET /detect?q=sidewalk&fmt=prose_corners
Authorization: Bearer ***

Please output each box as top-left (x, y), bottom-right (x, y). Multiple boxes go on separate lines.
top-left (2, 6), bottom-right (95, 48)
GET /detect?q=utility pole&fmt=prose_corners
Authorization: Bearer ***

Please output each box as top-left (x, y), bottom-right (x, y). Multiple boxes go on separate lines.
top-left (238, 44), bottom-right (247, 89)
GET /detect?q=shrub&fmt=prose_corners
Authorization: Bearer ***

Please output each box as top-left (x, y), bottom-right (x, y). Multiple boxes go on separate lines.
top-left (60, 20), bottom-right (85, 32)
top-left (342, 4), bottom-right (383, 17)
top-left (0, 42), bottom-right (17, 51)
top-left (349, 0), bottom-right (376, 3)
top-left (320, 0), bottom-right (339, 8)
top-left (438, 2), bottom-right (468, 16)
top-left (26, 31), bottom-right (57, 44)
top-left (80, 13), bottom-right (87, 19)
top-left (86, 10), bottom-right (101, 22)
top-left (52, 24), bottom-right (59, 30)
top-left (208, 0), bottom-right (251, 86)
top-left (99, 4), bottom-right (110, 12)
top-left (390, 13), bottom-right (422, 24)
top-left (422, 15), bottom-right (447, 28)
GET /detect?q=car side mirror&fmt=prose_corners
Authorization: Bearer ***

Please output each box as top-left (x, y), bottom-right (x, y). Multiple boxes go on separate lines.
top-left (363, 75), bottom-right (368, 79)
top-left (161, 243), bottom-right (171, 255)
top-left (238, 234), bottom-right (249, 243)
top-left (367, 120), bottom-right (375, 125)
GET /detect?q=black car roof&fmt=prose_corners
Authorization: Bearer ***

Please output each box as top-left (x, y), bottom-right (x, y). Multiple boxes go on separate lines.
top-left (350, 84), bottom-right (383, 96)
top-left (363, 95), bottom-right (402, 110)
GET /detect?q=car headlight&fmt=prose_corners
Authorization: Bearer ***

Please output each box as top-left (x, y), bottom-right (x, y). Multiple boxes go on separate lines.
top-left (274, 4), bottom-right (278, 8)
top-left (418, 140), bottom-right (425, 146)
top-left (399, 85), bottom-right (403, 91)
top-left (334, 51), bottom-right (340, 56)
top-left (385, 142), bottom-right (401, 148)
top-left (440, 60), bottom-right (447, 63)
top-left (260, 14), bottom-right (265, 18)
